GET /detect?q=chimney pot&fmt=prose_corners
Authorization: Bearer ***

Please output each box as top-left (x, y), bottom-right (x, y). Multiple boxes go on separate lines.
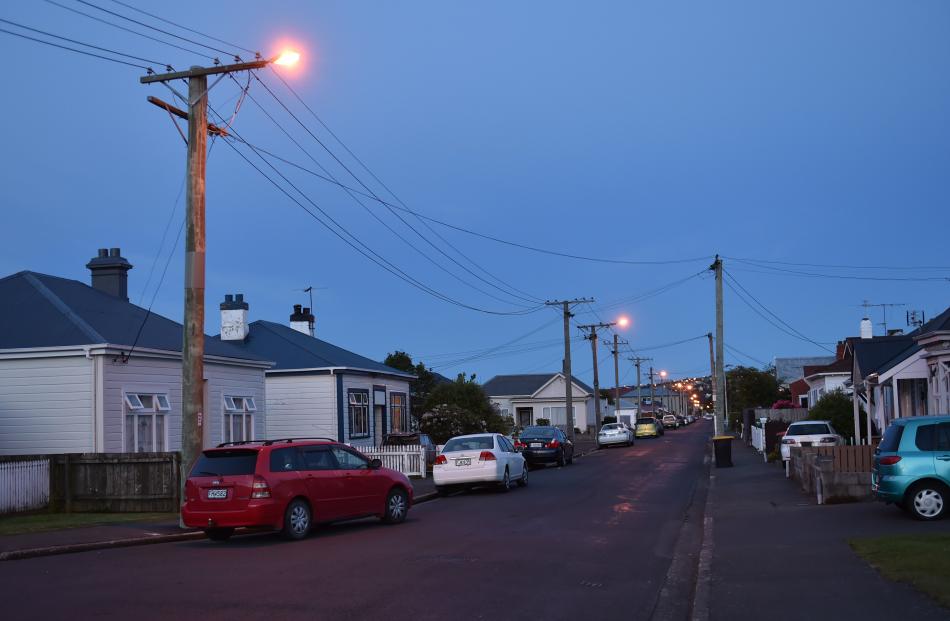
top-left (236, 293), bottom-right (244, 303)
top-left (87, 247), bottom-right (133, 301)
top-left (225, 294), bottom-right (233, 303)
top-left (97, 248), bottom-right (108, 258)
top-left (293, 304), bottom-right (302, 313)
top-left (109, 248), bottom-right (120, 257)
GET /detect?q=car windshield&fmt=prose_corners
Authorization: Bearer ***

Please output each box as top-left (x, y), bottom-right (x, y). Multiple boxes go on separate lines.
top-left (787, 423), bottom-right (830, 436)
top-left (636, 418), bottom-right (656, 425)
top-left (520, 427), bottom-right (557, 438)
top-left (601, 424), bottom-right (622, 431)
top-left (192, 449), bottom-right (258, 476)
top-left (878, 424), bottom-right (904, 452)
top-left (443, 436), bottom-right (494, 452)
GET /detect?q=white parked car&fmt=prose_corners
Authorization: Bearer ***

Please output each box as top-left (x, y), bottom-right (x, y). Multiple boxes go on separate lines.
top-left (433, 433), bottom-right (527, 493)
top-left (598, 423), bottom-right (634, 447)
top-left (780, 420), bottom-right (843, 460)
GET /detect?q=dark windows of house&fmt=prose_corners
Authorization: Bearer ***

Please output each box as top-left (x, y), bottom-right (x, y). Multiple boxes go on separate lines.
top-left (348, 389), bottom-right (370, 438)
top-left (391, 392), bottom-right (408, 432)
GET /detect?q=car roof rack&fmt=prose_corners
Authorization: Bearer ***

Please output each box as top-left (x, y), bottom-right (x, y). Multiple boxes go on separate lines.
top-left (215, 440), bottom-right (267, 448)
top-left (261, 437), bottom-right (338, 446)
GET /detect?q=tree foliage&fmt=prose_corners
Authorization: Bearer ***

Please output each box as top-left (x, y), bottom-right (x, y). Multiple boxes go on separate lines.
top-left (384, 351), bottom-right (441, 427)
top-left (807, 389), bottom-right (866, 442)
top-left (419, 376), bottom-right (512, 443)
top-left (725, 366), bottom-right (783, 428)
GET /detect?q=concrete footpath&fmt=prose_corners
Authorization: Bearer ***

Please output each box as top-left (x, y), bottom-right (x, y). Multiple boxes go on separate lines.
top-left (703, 440), bottom-right (950, 620)
top-left (0, 477), bottom-right (439, 561)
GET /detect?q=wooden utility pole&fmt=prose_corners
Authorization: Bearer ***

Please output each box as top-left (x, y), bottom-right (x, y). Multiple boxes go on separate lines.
top-left (181, 71), bottom-right (208, 494)
top-left (707, 332), bottom-right (719, 435)
top-left (629, 356), bottom-right (651, 418)
top-left (578, 321), bottom-right (616, 433)
top-left (612, 333), bottom-right (621, 427)
top-left (140, 59), bottom-right (270, 512)
top-left (649, 366), bottom-right (656, 408)
top-left (546, 299), bottom-right (593, 441)
top-left (712, 255), bottom-right (725, 435)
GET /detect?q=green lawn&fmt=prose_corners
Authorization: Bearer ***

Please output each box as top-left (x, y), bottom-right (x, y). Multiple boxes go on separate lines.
top-left (0, 512), bottom-right (177, 536)
top-left (850, 533), bottom-right (950, 608)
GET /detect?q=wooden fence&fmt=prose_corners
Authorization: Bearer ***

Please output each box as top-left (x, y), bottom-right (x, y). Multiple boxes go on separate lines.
top-left (354, 445), bottom-right (427, 478)
top-left (0, 452), bottom-right (180, 515)
top-left (0, 457), bottom-right (50, 514)
top-left (803, 445), bottom-right (874, 473)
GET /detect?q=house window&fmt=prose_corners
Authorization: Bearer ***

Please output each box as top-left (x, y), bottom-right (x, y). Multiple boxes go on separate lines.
top-left (348, 389), bottom-right (370, 439)
top-left (390, 392), bottom-right (408, 433)
top-left (224, 395), bottom-right (256, 443)
top-left (541, 406), bottom-right (575, 426)
top-left (124, 392), bottom-right (170, 453)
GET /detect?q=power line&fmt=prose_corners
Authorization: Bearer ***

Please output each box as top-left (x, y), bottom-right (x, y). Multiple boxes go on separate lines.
top-left (723, 343), bottom-right (768, 367)
top-left (727, 258), bottom-right (949, 282)
top-left (724, 255), bottom-right (950, 271)
top-left (624, 333), bottom-right (709, 353)
top-left (723, 270), bottom-right (834, 353)
top-left (73, 0), bottom-right (237, 58)
top-left (106, 0), bottom-right (257, 55)
top-left (44, 0), bottom-right (215, 60)
top-left (0, 16), bottom-right (167, 67)
top-left (206, 103), bottom-right (544, 316)
top-left (233, 76), bottom-right (540, 309)
top-left (0, 25), bottom-right (148, 69)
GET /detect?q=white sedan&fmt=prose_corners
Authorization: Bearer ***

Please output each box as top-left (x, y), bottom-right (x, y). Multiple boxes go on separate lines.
top-left (433, 433), bottom-right (528, 493)
top-left (780, 420), bottom-right (843, 460)
top-left (598, 423), bottom-right (635, 447)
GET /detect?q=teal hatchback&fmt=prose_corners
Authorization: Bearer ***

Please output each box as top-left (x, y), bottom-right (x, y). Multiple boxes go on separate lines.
top-left (872, 415), bottom-right (950, 520)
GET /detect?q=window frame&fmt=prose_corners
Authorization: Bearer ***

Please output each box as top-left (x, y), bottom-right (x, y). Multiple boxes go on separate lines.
top-left (390, 391), bottom-right (408, 433)
top-left (223, 395), bottom-right (256, 444)
top-left (123, 391), bottom-right (169, 453)
top-left (348, 389), bottom-right (370, 439)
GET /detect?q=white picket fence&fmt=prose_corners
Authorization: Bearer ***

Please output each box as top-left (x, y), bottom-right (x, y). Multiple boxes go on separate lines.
top-left (353, 445), bottom-right (428, 478)
top-left (751, 425), bottom-right (766, 453)
top-left (0, 458), bottom-right (50, 514)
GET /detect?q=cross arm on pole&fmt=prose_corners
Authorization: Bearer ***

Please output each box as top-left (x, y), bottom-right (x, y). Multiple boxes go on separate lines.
top-left (147, 96), bottom-right (228, 136)
top-left (140, 59), bottom-right (270, 84)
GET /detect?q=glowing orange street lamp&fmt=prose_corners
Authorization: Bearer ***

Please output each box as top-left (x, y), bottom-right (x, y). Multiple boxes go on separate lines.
top-left (617, 316), bottom-right (630, 329)
top-left (273, 49), bottom-right (301, 66)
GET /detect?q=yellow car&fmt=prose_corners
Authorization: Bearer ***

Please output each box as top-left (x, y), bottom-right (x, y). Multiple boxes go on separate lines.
top-left (635, 417), bottom-right (663, 438)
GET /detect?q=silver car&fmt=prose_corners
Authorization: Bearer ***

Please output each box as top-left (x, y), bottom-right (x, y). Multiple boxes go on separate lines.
top-left (598, 423), bottom-right (634, 447)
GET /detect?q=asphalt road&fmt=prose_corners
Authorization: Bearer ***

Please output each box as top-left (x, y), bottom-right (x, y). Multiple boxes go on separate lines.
top-left (0, 422), bottom-right (712, 621)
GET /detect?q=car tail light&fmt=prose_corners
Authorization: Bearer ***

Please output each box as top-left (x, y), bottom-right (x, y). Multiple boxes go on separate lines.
top-left (545, 439), bottom-right (561, 449)
top-left (879, 456), bottom-right (902, 466)
top-left (434, 455), bottom-right (447, 466)
top-left (781, 438), bottom-right (795, 445)
top-left (820, 437), bottom-right (837, 444)
top-left (251, 476), bottom-right (272, 499)
top-left (479, 451), bottom-right (496, 462)
top-left (513, 441), bottom-right (525, 449)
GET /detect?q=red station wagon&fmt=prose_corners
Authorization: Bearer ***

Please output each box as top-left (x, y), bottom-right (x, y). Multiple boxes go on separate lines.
top-left (182, 438), bottom-right (414, 541)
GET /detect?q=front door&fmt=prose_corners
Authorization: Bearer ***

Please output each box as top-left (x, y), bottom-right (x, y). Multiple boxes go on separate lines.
top-left (516, 407), bottom-right (533, 428)
top-left (374, 405), bottom-right (385, 444)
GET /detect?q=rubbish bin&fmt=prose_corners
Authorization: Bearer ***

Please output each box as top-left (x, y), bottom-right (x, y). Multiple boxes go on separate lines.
top-left (713, 435), bottom-right (733, 468)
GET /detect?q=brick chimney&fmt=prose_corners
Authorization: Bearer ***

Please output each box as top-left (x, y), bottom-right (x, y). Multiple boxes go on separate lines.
top-left (290, 304), bottom-right (315, 337)
top-left (220, 294), bottom-right (249, 341)
top-left (86, 248), bottom-right (133, 301)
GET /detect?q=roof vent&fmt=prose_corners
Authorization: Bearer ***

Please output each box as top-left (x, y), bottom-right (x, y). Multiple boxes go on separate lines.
top-left (86, 247), bottom-right (133, 301)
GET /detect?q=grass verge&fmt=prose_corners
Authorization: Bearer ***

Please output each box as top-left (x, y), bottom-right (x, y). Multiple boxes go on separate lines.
top-left (0, 512), bottom-right (177, 536)
top-left (850, 533), bottom-right (950, 609)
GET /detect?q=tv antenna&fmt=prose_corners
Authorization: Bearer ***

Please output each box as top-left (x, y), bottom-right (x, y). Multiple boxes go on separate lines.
top-left (860, 300), bottom-right (907, 334)
top-left (297, 286), bottom-right (328, 310)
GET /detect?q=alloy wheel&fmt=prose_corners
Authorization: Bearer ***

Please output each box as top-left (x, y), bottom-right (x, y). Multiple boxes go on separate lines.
top-left (388, 492), bottom-right (407, 521)
top-left (290, 504), bottom-right (310, 535)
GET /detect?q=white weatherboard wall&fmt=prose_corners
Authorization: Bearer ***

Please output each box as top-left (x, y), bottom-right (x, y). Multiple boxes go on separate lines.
top-left (0, 355), bottom-right (94, 455)
top-left (342, 375), bottom-right (411, 447)
top-left (101, 355), bottom-right (266, 452)
top-left (265, 374), bottom-right (338, 441)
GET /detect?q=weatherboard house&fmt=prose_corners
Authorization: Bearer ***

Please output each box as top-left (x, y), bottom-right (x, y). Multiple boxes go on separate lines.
top-left (0, 249), bottom-right (270, 456)
top-left (482, 373), bottom-right (596, 433)
top-left (212, 297), bottom-right (414, 448)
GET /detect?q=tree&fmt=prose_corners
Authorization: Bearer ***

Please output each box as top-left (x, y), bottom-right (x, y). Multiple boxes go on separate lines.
top-left (420, 376), bottom-right (512, 443)
top-left (808, 389), bottom-right (867, 442)
top-left (725, 366), bottom-right (782, 428)
top-left (384, 351), bottom-right (440, 428)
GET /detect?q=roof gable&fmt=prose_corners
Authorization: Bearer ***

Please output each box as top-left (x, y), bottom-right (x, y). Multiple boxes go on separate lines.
top-left (483, 373), bottom-right (593, 397)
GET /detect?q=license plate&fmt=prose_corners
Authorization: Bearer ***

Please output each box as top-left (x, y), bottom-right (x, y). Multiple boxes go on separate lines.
top-left (207, 488), bottom-right (227, 499)
top-left (456, 458), bottom-right (471, 467)
top-left (530, 443), bottom-right (542, 448)
top-left (801, 442), bottom-right (812, 447)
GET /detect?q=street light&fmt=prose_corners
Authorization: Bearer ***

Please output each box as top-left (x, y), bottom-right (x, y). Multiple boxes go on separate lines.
top-left (273, 49), bottom-right (301, 66)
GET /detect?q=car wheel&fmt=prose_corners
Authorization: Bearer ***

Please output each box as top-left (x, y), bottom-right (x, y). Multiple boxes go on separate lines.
top-left (436, 484), bottom-right (452, 497)
top-left (205, 527), bottom-right (234, 542)
top-left (906, 482), bottom-right (947, 521)
top-left (383, 488), bottom-right (409, 524)
top-left (567, 450), bottom-right (574, 465)
top-left (517, 465), bottom-right (529, 487)
top-left (557, 451), bottom-right (566, 467)
top-left (498, 468), bottom-right (511, 492)
top-left (282, 498), bottom-right (311, 540)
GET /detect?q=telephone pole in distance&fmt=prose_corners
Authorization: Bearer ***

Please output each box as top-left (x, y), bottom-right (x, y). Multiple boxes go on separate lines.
top-left (546, 299), bottom-right (594, 442)
top-left (577, 321), bottom-right (617, 433)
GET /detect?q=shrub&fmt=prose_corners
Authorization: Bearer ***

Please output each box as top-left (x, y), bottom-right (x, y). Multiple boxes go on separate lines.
top-left (808, 389), bottom-right (867, 443)
top-left (536, 418), bottom-right (551, 426)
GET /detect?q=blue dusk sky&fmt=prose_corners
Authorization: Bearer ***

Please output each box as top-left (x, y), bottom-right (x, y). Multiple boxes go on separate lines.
top-left (1, 1), bottom-right (948, 386)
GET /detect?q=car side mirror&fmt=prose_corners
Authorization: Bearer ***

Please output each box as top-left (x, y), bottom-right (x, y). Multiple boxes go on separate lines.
top-left (369, 458), bottom-right (382, 470)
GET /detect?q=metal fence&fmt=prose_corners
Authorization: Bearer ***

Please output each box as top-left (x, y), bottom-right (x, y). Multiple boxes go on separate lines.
top-left (355, 445), bottom-right (427, 478)
top-left (0, 457), bottom-right (50, 514)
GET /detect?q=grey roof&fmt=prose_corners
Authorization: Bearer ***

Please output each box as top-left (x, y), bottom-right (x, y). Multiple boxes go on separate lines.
top-left (917, 306), bottom-right (950, 335)
top-left (774, 356), bottom-right (836, 383)
top-left (0, 271), bottom-right (267, 362)
top-left (214, 320), bottom-right (413, 376)
top-left (849, 335), bottom-right (916, 381)
top-left (482, 373), bottom-right (593, 397)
